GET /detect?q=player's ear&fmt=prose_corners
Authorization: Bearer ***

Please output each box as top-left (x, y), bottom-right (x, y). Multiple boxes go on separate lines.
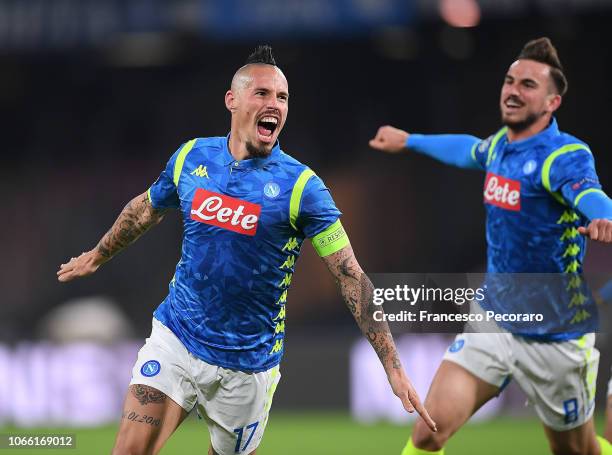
top-left (547, 93), bottom-right (562, 113)
top-left (225, 90), bottom-right (237, 113)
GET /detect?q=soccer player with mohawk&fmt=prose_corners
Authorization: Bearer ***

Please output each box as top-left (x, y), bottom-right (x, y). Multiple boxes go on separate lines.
top-left (371, 38), bottom-right (612, 455)
top-left (58, 45), bottom-right (436, 454)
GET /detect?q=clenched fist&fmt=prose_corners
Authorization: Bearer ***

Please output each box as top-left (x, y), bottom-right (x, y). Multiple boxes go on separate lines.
top-left (369, 125), bottom-right (410, 153)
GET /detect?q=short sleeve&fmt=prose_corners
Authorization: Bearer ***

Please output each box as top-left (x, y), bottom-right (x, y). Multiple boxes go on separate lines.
top-left (296, 174), bottom-right (342, 239)
top-left (148, 147), bottom-right (181, 209)
top-left (547, 147), bottom-right (602, 208)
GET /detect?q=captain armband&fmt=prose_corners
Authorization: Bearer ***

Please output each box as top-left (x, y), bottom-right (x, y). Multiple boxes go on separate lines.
top-left (311, 219), bottom-right (350, 257)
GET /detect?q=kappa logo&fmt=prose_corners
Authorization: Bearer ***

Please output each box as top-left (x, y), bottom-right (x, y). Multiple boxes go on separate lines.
top-left (191, 165), bottom-right (209, 178)
top-left (191, 189), bottom-right (261, 236)
top-left (483, 172), bottom-right (521, 211)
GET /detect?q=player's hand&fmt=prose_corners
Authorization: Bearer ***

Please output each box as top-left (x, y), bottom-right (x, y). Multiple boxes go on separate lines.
top-left (369, 125), bottom-right (409, 153)
top-left (388, 368), bottom-right (437, 432)
top-left (57, 250), bottom-right (105, 282)
top-left (578, 218), bottom-right (612, 243)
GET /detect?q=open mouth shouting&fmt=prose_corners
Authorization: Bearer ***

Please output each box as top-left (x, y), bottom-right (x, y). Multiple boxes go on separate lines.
top-left (504, 96), bottom-right (524, 112)
top-left (256, 114), bottom-right (279, 144)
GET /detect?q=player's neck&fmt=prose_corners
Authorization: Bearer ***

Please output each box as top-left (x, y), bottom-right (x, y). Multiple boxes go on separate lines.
top-left (227, 133), bottom-right (249, 161)
top-left (506, 116), bottom-right (551, 143)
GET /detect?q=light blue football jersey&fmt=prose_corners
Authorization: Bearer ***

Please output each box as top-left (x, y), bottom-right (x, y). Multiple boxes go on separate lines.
top-left (471, 119), bottom-right (602, 339)
top-left (148, 136), bottom-right (342, 372)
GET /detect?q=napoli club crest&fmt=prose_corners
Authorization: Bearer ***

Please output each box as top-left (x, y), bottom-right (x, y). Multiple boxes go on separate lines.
top-left (449, 339), bottom-right (465, 353)
top-left (264, 182), bottom-right (280, 199)
top-left (523, 160), bottom-right (537, 175)
top-left (140, 360), bottom-right (161, 377)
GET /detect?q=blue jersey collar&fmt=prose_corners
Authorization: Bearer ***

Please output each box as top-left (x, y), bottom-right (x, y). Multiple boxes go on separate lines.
top-left (223, 134), bottom-right (281, 169)
top-left (506, 117), bottom-right (560, 150)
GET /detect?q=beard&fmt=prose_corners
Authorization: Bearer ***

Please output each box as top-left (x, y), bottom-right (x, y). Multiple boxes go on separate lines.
top-left (245, 140), bottom-right (272, 159)
top-left (501, 109), bottom-right (545, 133)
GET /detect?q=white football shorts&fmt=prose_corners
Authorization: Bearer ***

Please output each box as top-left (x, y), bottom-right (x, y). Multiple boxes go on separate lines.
top-left (444, 331), bottom-right (599, 431)
top-left (130, 318), bottom-right (281, 454)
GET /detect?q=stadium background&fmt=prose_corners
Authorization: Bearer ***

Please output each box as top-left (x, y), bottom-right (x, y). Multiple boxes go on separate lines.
top-left (1, 0), bottom-right (611, 453)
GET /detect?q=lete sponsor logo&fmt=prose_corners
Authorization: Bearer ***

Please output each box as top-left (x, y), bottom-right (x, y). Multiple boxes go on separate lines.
top-left (483, 172), bottom-right (521, 211)
top-left (191, 189), bottom-right (261, 235)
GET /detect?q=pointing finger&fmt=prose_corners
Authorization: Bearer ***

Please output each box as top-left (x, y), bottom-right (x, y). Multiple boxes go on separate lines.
top-left (405, 387), bottom-right (437, 432)
top-left (413, 399), bottom-right (437, 432)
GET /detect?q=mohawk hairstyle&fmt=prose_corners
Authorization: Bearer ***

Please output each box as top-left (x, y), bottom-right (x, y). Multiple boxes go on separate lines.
top-left (245, 45), bottom-right (276, 66)
top-left (517, 37), bottom-right (568, 96)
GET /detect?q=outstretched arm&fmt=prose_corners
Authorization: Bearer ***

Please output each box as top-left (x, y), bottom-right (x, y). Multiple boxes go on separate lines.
top-left (57, 192), bottom-right (168, 282)
top-left (321, 244), bottom-right (437, 432)
top-left (369, 125), bottom-right (482, 169)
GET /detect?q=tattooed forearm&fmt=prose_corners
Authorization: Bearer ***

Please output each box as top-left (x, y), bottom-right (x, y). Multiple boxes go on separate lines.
top-left (130, 384), bottom-right (167, 406)
top-left (322, 246), bottom-right (402, 372)
top-left (96, 193), bottom-right (166, 260)
top-left (367, 330), bottom-right (402, 370)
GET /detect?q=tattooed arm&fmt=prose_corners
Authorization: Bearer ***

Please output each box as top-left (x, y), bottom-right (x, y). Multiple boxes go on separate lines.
top-left (57, 192), bottom-right (168, 282)
top-left (321, 245), bottom-right (437, 432)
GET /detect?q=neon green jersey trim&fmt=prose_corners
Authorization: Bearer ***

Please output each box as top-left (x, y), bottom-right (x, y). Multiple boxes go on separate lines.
top-left (146, 188), bottom-right (152, 203)
top-left (173, 139), bottom-right (197, 187)
top-left (541, 143), bottom-right (591, 205)
top-left (289, 169), bottom-right (315, 231)
top-left (311, 219), bottom-right (350, 257)
top-left (486, 127), bottom-right (508, 167)
top-left (573, 188), bottom-right (605, 208)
